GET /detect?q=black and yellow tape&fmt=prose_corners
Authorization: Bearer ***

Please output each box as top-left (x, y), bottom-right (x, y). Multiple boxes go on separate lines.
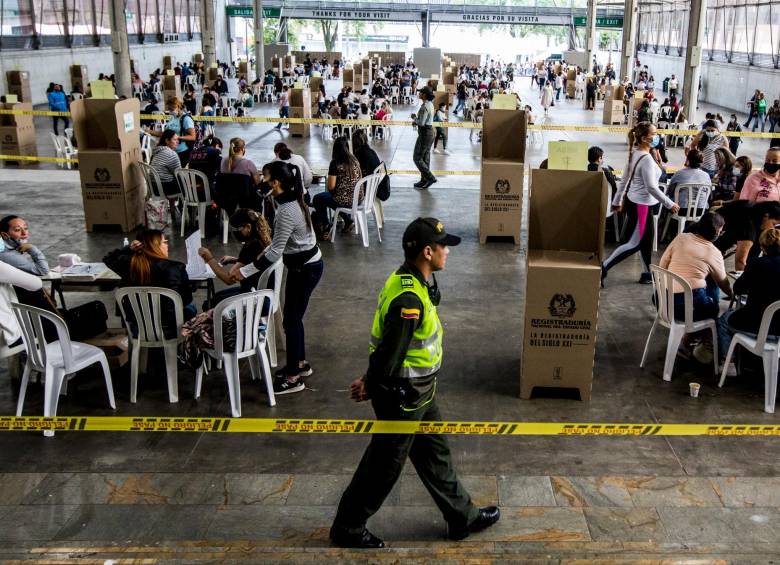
top-left (1, 108), bottom-right (778, 138)
top-left (1, 416), bottom-right (779, 436)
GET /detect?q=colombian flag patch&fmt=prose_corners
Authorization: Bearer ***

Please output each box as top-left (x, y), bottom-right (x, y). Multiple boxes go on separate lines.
top-left (400, 308), bottom-right (421, 320)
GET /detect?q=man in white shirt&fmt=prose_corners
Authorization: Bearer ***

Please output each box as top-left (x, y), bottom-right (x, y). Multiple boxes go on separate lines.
top-left (668, 75), bottom-right (679, 97)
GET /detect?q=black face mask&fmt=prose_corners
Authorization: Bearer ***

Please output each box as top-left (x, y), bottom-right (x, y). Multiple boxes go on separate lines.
top-left (765, 162), bottom-right (780, 175)
top-left (428, 274), bottom-right (441, 307)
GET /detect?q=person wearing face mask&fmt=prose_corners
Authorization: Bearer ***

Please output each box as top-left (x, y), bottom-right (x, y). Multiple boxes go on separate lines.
top-left (0, 215), bottom-right (49, 276)
top-left (689, 120), bottom-right (728, 178)
top-left (732, 156), bottom-right (752, 200)
top-left (714, 200), bottom-right (780, 271)
top-left (726, 114), bottom-right (742, 156)
top-left (330, 217), bottom-right (499, 549)
top-left (602, 122), bottom-right (680, 286)
top-left (146, 97), bottom-right (197, 166)
top-left (738, 147), bottom-right (780, 204)
top-left (197, 208), bottom-right (273, 308)
top-left (237, 161), bottom-right (323, 395)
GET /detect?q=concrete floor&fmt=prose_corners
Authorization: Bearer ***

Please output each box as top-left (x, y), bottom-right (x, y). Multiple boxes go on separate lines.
top-left (1, 79), bottom-right (779, 562)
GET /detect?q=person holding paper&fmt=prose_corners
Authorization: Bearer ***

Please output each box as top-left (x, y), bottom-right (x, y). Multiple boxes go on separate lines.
top-left (104, 230), bottom-right (196, 332)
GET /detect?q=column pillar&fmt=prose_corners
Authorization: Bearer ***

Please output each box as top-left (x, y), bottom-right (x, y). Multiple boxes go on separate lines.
top-left (619, 0), bottom-right (637, 81)
top-left (682, 0), bottom-right (707, 123)
top-left (201, 0), bottom-right (217, 69)
top-left (584, 0), bottom-right (597, 71)
top-left (278, 17), bottom-right (288, 43)
top-left (108, 0), bottom-right (131, 98)
top-left (253, 0), bottom-right (264, 81)
top-left (421, 11), bottom-right (430, 47)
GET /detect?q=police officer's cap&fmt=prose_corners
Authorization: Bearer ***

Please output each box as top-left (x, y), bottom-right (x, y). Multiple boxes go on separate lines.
top-left (417, 86), bottom-right (434, 99)
top-left (403, 217), bottom-right (461, 253)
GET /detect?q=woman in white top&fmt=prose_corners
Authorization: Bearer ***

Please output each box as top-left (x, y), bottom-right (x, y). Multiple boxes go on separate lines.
top-left (0, 261), bottom-right (42, 349)
top-left (273, 142), bottom-right (313, 194)
top-left (602, 122), bottom-right (681, 285)
top-left (540, 80), bottom-right (554, 115)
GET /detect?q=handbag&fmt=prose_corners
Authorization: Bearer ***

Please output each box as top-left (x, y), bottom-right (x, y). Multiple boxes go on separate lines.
top-left (63, 300), bottom-right (108, 341)
top-left (145, 198), bottom-right (170, 231)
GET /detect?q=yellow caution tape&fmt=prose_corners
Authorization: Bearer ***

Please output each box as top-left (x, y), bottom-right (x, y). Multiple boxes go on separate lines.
top-left (0, 153), bottom-right (76, 164)
top-left (1, 416), bottom-right (779, 436)
top-left (1, 108), bottom-right (778, 137)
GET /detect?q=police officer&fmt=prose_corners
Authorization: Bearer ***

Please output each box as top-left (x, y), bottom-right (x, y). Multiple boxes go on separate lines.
top-left (412, 86), bottom-right (437, 189)
top-left (329, 217), bottom-right (500, 548)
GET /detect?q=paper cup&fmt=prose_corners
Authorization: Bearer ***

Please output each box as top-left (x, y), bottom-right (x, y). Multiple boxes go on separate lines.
top-left (689, 382), bottom-right (701, 398)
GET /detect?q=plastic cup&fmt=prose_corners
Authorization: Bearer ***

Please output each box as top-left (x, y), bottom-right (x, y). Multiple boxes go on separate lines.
top-left (689, 382), bottom-right (701, 398)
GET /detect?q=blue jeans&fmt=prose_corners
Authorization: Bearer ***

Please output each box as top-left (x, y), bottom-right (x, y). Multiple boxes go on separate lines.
top-left (753, 112), bottom-right (766, 132)
top-left (52, 116), bottom-right (69, 135)
top-left (201, 109), bottom-right (215, 129)
top-left (311, 191), bottom-right (351, 233)
top-left (454, 98), bottom-right (465, 114)
top-left (277, 106), bottom-right (289, 128)
top-left (672, 280), bottom-right (719, 322)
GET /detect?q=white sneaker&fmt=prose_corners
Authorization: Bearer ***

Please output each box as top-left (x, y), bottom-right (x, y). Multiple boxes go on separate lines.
top-left (443, 150), bottom-right (452, 155)
top-left (433, 148), bottom-right (441, 154)
top-left (722, 362), bottom-right (738, 378)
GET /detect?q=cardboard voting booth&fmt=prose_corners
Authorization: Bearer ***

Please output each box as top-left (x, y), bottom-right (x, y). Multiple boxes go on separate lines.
top-left (343, 67), bottom-right (354, 88)
top-left (162, 75), bottom-right (182, 101)
top-left (566, 68), bottom-right (577, 99)
top-left (163, 55), bottom-right (173, 70)
top-left (0, 102), bottom-right (36, 166)
top-left (71, 98), bottom-right (144, 232)
top-left (6, 71), bottom-right (31, 103)
top-left (602, 85), bottom-right (625, 125)
top-left (479, 109), bottom-right (526, 245)
top-left (71, 65), bottom-right (89, 94)
top-left (289, 88), bottom-right (311, 137)
top-left (521, 169), bottom-right (608, 401)
top-left (352, 63), bottom-right (363, 91)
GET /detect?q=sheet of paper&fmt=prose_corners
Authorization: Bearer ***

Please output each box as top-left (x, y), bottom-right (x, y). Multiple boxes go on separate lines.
top-left (5, 94), bottom-right (18, 103)
top-left (548, 141), bottom-right (589, 171)
top-left (185, 230), bottom-right (207, 278)
top-left (492, 94), bottom-right (517, 110)
top-left (90, 80), bottom-right (115, 99)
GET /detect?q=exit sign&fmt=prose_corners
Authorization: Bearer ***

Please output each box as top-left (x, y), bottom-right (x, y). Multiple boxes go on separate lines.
top-left (573, 16), bottom-right (623, 28)
top-left (225, 6), bottom-right (280, 18)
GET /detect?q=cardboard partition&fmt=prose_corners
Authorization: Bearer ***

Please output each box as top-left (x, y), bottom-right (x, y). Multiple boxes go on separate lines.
top-left (71, 98), bottom-right (140, 152)
top-left (78, 148), bottom-right (144, 232)
top-left (162, 75), bottom-right (182, 99)
top-left (193, 53), bottom-right (204, 63)
top-left (70, 65), bottom-right (88, 78)
top-left (265, 43), bottom-right (290, 71)
top-left (368, 51), bottom-right (405, 66)
top-left (207, 67), bottom-right (220, 82)
top-left (289, 88), bottom-right (311, 138)
top-left (6, 71), bottom-right (29, 85)
top-left (521, 169), bottom-right (608, 401)
top-left (566, 69), bottom-right (577, 98)
top-left (309, 76), bottom-right (323, 94)
top-left (283, 55), bottom-right (295, 68)
top-left (343, 68), bottom-right (354, 85)
top-left (1, 142), bottom-right (36, 166)
top-left (163, 55), bottom-right (173, 69)
top-left (443, 52), bottom-right (481, 67)
top-left (8, 84), bottom-right (32, 102)
top-left (0, 102), bottom-right (33, 127)
top-left (482, 109), bottom-right (526, 161)
top-left (413, 47), bottom-right (442, 80)
top-left (0, 125), bottom-right (35, 145)
top-left (479, 159), bottom-right (524, 244)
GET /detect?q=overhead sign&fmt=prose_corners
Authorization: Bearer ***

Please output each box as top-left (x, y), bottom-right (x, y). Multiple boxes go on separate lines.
top-left (225, 6), bottom-right (280, 18)
top-left (432, 13), bottom-right (573, 25)
top-left (573, 16), bottom-right (624, 28)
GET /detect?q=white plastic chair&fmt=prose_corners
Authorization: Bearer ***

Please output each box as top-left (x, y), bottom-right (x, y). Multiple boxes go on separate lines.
top-left (402, 86), bottom-right (413, 105)
top-left (64, 127), bottom-right (73, 140)
top-left (720, 300), bottom-right (780, 413)
top-left (115, 287), bottom-right (183, 404)
top-left (372, 162), bottom-right (387, 229)
top-left (390, 86), bottom-right (400, 104)
top-left (195, 289), bottom-right (275, 416)
top-left (0, 341), bottom-right (24, 381)
top-left (330, 172), bottom-right (383, 247)
top-left (263, 84), bottom-right (276, 103)
top-left (176, 168), bottom-right (212, 237)
top-left (376, 114), bottom-right (393, 140)
top-left (605, 180), bottom-right (620, 241)
top-left (11, 303), bottom-right (116, 437)
top-left (60, 135), bottom-right (77, 169)
top-left (661, 184), bottom-right (712, 241)
top-left (140, 132), bottom-right (153, 164)
top-left (136, 162), bottom-right (180, 226)
top-left (640, 265), bottom-right (719, 382)
top-left (132, 85), bottom-right (144, 99)
top-left (256, 258), bottom-right (284, 368)
top-left (152, 82), bottom-right (162, 101)
top-left (320, 113), bottom-right (335, 141)
top-left (49, 133), bottom-right (65, 168)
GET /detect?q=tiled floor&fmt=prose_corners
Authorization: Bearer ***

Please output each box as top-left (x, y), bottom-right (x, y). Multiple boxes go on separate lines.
top-left (1, 78), bottom-right (779, 561)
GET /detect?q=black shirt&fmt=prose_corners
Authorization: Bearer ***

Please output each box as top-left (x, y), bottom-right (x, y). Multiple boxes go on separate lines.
top-left (353, 144), bottom-right (389, 197)
top-left (365, 262), bottom-right (436, 406)
top-left (730, 254), bottom-right (780, 335)
top-left (237, 239), bottom-right (272, 292)
top-left (716, 200), bottom-right (764, 246)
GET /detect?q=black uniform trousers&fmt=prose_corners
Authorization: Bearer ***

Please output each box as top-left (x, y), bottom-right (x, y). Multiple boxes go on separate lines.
top-left (333, 388), bottom-right (478, 534)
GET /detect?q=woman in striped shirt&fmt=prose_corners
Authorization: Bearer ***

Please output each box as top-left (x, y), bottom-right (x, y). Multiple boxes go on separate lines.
top-left (239, 161), bottom-right (324, 395)
top-left (150, 130), bottom-right (182, 197)
top-left (688, 120), bottom-right (728, 178)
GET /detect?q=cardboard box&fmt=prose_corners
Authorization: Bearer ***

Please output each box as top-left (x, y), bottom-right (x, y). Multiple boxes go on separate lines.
top-left (0, 125), bottom-right (35, 146)
top-left (163, 55), bottom-right (173, 69)
top-left (239, 61), bottom-right (250, 75)
top-left (1, 142), bottom-right (36, 166)
top-left (207, 67), bottom-right (220, 82)
top-left (8, 84), bottom-right (32, 102)
top-left (78, 148), bottom-right (144, 232)
top-left (71, 98), bottom-right (140, 152)
top-left (566, 68), bottom-right (577, 98)
top-left (479, 109), bottom-right (526, 245)
top-left (193, 53), bottom-right (204, 63)
top-left (521, 169), bottom-right (607, 401)
top-left (283, 55), bottom-right (295, 68)
top-left (71, 65), bottom-right (88, 78)
top-left (289, 88), bottom-right (311, 138)
top-left (84, 329), bottom-right (129, 368)
top-left (342, 67), bottom-right (354, 86)
top-left (6, 71), bottom-right (29, 86)
top-left (0, 102), bottom-right (33, 127)
top-left (161, 76), bottom-right (182, 100)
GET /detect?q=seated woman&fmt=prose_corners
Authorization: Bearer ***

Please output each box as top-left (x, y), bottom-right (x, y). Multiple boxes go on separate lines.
top-left (103, 229), bottom-right (196, 335)
top-left (718, 228), bottom-right (780, 375)
top-left (712, 147), bottom-right (738, 202)
top-left (221, 137), bottom-right (260, 185)
top-left (187, 136), bottom-right (223, 191)
top-left (198, 208), bottom-right (273, 307)
top-left (0, 261), bottom-right (43, 350)
top-left (733, 156), bottom-right (753, 200)
top-left (0, 215), bottom-right (49, 276)
top-left (351, 129), bottom-right (389, 200)
top-left (666, 148), bottom-right (712, 210)
top-left (150, 130), bottom-right (182, 197)
top-left (311, 136), bottom-right (363, 240)
top-left (659, 212), bottom-right (732, 322)
top-left (273, 142), bottom-right (313, 196)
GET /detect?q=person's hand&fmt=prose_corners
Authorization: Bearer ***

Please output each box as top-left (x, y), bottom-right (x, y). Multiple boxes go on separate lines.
top-left (198, 247), bottom-right (213, 262)
top-left (17, 243), bottom-right (33, 253)
top-left (611, 204), bottom-right (623, 213)
top-left (670, 203), bottom-right (681, 214)
top-left (219, 255), bottom-right (237, 265)
top-left (129, 240), bottom-right (142, 251)
top-left (349, 376), bottom-right (369, 402)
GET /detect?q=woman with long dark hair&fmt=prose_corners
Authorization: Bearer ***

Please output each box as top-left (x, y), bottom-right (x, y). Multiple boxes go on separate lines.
top-left (311, 136), bottom-right (363, 240)
top-left (602, 122), bottom-right (681, 286)
top-left (238, 162), bottom-right (323, 395)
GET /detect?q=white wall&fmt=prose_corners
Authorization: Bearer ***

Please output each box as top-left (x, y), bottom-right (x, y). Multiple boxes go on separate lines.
top-left (638, 51), bottom-right (780, 115)
top-left (0, 41), bottom-right (205, 106)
